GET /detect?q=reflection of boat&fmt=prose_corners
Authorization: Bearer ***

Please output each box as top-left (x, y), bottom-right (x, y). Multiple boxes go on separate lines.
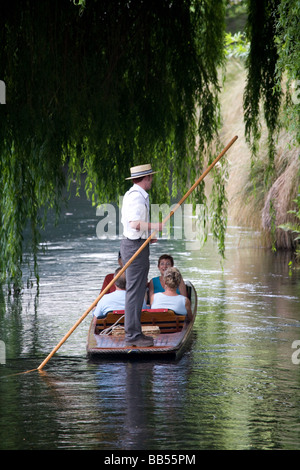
top-left (86, 281), bottom-right (197, 358)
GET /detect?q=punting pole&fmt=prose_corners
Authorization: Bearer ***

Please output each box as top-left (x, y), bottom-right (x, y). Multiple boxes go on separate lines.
top-left (35, 135), bottom-right (238, 371)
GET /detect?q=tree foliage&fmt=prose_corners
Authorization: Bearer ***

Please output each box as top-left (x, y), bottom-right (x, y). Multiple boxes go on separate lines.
top-left (243, 0), bottom-right (282, 184)
top-left (0, 0), bottom-right (226, 285)
top-left (243, 0), bottom-right (300, 179)
top-left (243, 0), bottom-right (300, 254)
top-left (1, 0), bottom-right (299, 286)
top-left (275, 0), bottom-right (300, 145)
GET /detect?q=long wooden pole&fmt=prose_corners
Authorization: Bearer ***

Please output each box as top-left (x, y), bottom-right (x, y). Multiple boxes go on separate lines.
top-left (37, 135), bottom-right (238, 371)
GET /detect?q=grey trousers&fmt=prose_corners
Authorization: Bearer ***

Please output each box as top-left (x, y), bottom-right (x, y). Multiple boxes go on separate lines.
top-left (120, 238), bottom-right (149, 341)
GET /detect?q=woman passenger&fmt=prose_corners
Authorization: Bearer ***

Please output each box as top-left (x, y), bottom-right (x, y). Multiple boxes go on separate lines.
top-left (150, 267), bottom-right (192, 321)
top-left (148, 254), bottom-right (187, 304)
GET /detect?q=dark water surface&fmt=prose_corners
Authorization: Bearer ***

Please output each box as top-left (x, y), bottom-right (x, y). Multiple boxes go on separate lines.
top-left (0, 194), bottom-right (300, 450)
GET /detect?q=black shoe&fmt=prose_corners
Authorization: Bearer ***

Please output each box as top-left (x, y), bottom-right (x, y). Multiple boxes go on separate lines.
top-left (125, 334), bottom-right (154, 347)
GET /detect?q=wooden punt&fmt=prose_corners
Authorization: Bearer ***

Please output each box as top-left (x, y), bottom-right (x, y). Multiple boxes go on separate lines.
top-left (86, 281), bottom-right (197, 358)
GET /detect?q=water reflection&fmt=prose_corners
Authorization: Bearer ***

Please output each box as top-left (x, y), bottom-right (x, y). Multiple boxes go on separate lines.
top-left (0, 190), bottom-right (300, 449)
top-left (94, 361), bottom-right (153, 449)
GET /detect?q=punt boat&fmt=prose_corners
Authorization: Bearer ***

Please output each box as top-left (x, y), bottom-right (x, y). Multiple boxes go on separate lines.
top-left (86, 281), bottom-right (197, 358)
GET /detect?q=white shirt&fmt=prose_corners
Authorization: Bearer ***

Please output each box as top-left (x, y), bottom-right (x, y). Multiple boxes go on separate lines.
top-left (94, 290), bottom-right (126, 318)
top-left (151, 292), bottom-right (187, 315)
top-left (94, 289), bottom-right (147, 317)
top-left (121, 184), bottom-right (149, 239)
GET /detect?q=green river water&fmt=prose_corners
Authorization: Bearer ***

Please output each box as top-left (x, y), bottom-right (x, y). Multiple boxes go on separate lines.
top-left (0, 191), bottom-right (300, 451)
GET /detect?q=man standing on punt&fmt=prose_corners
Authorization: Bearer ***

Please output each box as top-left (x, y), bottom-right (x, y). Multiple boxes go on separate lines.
top-left (121, 164), bottom-right (163, 347)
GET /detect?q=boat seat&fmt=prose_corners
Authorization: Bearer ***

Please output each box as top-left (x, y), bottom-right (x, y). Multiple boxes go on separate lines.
top-left (95, 309), bottom-right (186, 334)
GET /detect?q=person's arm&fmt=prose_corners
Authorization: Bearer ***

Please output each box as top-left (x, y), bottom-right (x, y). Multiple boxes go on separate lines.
top-left (148, 279), bottom-right (154, 305)
top-left (93, 297), bottom-right (103, 319)
top-left (129, 221), bottom-right (163, 243)
top-left (126, 190), bottom-right (163, 235)
top-left (129, 221), bottom-right (163, 232)
top-left (179, 278), bottom-right (187, 297)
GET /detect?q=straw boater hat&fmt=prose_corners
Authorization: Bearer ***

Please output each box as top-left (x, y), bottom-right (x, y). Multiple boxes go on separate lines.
top-left (125, 163), bottom-right (157, 180)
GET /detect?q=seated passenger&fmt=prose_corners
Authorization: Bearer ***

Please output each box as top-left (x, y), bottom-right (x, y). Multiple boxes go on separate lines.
top-left (150, 267), bottom-right (192, 321)
top-left (94, 268), bottom-right (126, 318)
top-left (148, 254), bottom-right (187, 303)
top-left (94, 267), bottom-right (147, 318)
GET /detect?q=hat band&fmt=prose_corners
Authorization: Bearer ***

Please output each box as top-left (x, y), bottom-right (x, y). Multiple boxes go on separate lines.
top-left (130, 168), bottom-right (153, 178)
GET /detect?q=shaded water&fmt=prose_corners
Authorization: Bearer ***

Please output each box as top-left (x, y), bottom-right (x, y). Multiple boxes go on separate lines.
top-left (0, 192), bottom-right (300, 450)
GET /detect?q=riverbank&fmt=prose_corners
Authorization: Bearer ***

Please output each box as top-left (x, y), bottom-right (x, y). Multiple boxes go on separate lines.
top-left (219, 59), bottom-right (299, 251)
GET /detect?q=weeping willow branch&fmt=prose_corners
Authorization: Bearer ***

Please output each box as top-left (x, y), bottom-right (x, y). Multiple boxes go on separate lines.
top-left (243, 0), bottom-right (282, 185)
top-left (275, 0), bottom-right (300, 147)
top-left (0, 0), bottom-right (226, 285)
